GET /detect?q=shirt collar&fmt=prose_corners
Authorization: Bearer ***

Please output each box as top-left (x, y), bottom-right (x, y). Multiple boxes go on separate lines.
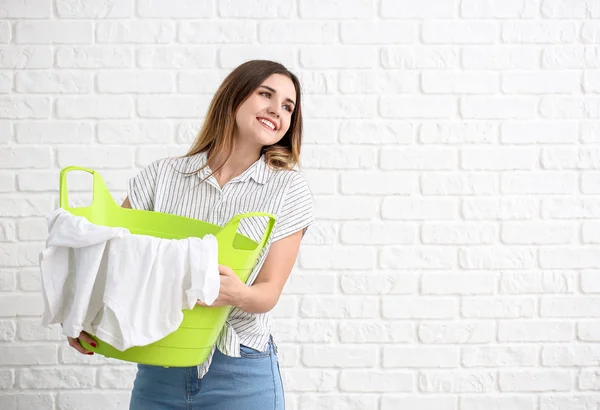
top-left (182, 151), bottom-right (272, 185)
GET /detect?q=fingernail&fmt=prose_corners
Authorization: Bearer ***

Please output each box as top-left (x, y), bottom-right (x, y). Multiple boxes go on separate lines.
top-left (91, 342), bottom-right (97, 348)
top-left (87, 352), bottom-right (93, 355)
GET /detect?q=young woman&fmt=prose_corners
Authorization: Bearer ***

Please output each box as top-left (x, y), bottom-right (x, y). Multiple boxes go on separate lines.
top-left (67, 60), bottom-right (314, 409)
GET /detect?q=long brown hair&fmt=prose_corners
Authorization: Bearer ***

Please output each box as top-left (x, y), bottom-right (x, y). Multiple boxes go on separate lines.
top-left (183, 60), bottom-right (303, 177)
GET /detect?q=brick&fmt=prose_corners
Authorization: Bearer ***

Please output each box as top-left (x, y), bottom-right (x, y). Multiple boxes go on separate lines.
top-left (422, 71), bottom-right (497, 94)
top-left (15, 21), bottom-right (92, 44)
top-left (339, 321), bottom-right (414, 344)
top-left (0, 319), bottom-right (16, 341)
top-left (19, 367), bottom-right (94, 389)
top-left (539, 248), bottom-right (600, 269)
top-left (56, 46), bottom-right (133, 68)
top-left (420, 122), bottom-right (497, 144)
top-left (301, 396), bottom-right (379, 410)
top-left (0, 369), bottom-right (14, 389)
top-left (0, 97), bottom-right (50, 119)
top-left (462, 346), bottom-right (538, 367)
top-left (461, 0), bottom-right (538, 18)
top-left (300, 296), bottom-right (377, 319)
top-left (56, 96), bottom-right (132, 119)
top-left (503, 22), bottom-right (577, 44)
top-left (383, 346), bottom-right (459, 368)
top-left (340, 370), bottom-right (413, 392)
top-left (418, 321), bottom-right (495, 344)
top-left (274, 319), bottom-right (336, 343)
top-left (137, 96), bottom-right (210, 118)
top-left (282, 369), bottom-right (337, 392)
top-left (383, 397), bottom-right (457, 410)
top-left (303, 146), bottom-right (376, 170)
top-left (543, 198), bottom-right (600, 218)
top-left (56, 146), bottom-right (133, 168)
top-left (0, 345), bottom-right (57, 365)
top-left (302, 345), bottom-right (376, 368)
top-left (503, 172), bottom-right (577, 194)
top-left (57, 392), bottom-right (130, 409)
top-left (501, 121), bottom-right (578, 144)
top-left (382, 297), bottom-right (457, 319)
top-left (422, 273), bottom-right (496, 295)
top-left (300, 47), bottom-right (377, 69)
top-left (541, 297), bottom-right (600, 317)
top-left (314, 197), bottom-right (377, 220)
top-left (579, 370), bottom-right (600, 390)
top-left (382, 197), bottom-right (458, 220)
top-left (16, 122), bottom-right (93, 144)
top-left (419, 371), bottom-right (495, 393)
top-left (2, 0), bottom-right (52, 17)
top-left (381, 247), bottom-right (456, 269)
top-left (260, 22), bottom-right (334, 44)
top-left (578, 321), bottom-right (600, 341)
top-left (0, 242), bottom-right (44, 266)
top-left (138, 0), bottom-right (213, 17)
top-left (97, 366), bottom-right (136, 389)
top-left (219, 45), bottom-right (294, 69)
top-left (421, 222), bottom-right (497, 244)
top-left (542, 47), bottom-right (600, 69)
top-left (542, 345), bottom-right (600, 366)
top-left (501, 222), bottom-right (576, 244)
top-left (542, 147), bottom-right (600, 169)
top-left (56, 0), bottom-right (133, 17)
top-left (382, 0), bottom-right (455, 18)
top-left (301, 221), bottom-right (338, 244)
top-left (499, 271), bottom-right (577, 294)
top-left (381, 96), bottom-right (456, 119)
top-left (341, 222), bottom-right (416, 244)
top-left (382, 46), bottom-right (459, 69)
top-left (340, 273), bottom-right (418, 295)
top-left (339, 71), bottom-right (419, 95)
top-left (462, 46), bottom-right (539, 69)
top-left (462, 297), bottom-right (536, 318)
top-left (0, 270), bottom-right (15, 291)
top-left (0, 394), bottom-right (53, 410)
top-left (0, 293), bottom-right (44, 316)
top-left (97, 71), bottom-right (174, 93)
top-left (18, 319), bottom-right (62, 341)
top-left (382, 147), bottom-right (457, 170)
top-left (16, 71), bottom-right (93, 94)
top-left (461, 396), bottom-right (535, 410)
top-left (284, 272), bottom-right (336, 294)
top-left (499, 370), bottom-right (572, 392)
top-left (298, 0), bottom-right (375, 18)
top-left (541, 0), bottom-right (600, 18)
top-left (96, 21), bottom-right (175, 44)
top-left (424, 21), bottom-right (497, 44)
top-left (340, 22), bottom-right (416, 44)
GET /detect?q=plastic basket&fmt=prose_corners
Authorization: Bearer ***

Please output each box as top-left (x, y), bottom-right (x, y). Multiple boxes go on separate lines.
top-left (59, 166), bottom-right (276, 367)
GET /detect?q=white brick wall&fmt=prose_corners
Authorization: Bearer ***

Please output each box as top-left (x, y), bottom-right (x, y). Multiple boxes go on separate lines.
top-left (1, 0), bottom-right (599, 409)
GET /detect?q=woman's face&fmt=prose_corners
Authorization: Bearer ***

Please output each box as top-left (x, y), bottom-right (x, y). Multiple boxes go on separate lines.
top-left (234, 73), bottom-right (297, 148)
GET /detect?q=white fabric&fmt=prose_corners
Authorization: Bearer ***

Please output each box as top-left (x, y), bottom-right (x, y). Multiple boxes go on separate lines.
top-left (40, 208), bottom-right (220, 351)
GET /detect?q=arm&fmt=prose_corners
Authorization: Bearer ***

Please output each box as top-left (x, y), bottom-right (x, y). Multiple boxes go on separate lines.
top-left (200, 229), bottom-right (305, 314)
top-left (236, 229), bottom-right (304, 314)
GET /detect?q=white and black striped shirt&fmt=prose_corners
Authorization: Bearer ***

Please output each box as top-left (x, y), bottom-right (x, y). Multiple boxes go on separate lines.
top-left (127, 151), bottom-right (314, 378)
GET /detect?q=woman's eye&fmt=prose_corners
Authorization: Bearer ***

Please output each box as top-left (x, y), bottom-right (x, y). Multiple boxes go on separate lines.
top-left (284, 105), bottom-right (292, 112)
top-left (260, 92), bottom-right (270, 98)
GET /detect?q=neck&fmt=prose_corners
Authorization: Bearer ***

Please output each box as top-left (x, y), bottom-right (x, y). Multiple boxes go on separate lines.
top-left (208, 137), bottom-right (262, 186)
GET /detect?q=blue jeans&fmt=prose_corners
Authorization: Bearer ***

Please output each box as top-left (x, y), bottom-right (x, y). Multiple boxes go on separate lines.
top-left (129, 338), bottom-right (284, 410)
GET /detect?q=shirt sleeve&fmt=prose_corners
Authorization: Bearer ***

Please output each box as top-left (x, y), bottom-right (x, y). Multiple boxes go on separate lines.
top-left (271, 172), bottom-right (315, 243)
top-left (127, 159), bottom-right (160, 211)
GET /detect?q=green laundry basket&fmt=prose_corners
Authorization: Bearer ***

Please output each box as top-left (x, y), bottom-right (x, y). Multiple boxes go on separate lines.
top-left (59, 166), bottom-right (276, 367)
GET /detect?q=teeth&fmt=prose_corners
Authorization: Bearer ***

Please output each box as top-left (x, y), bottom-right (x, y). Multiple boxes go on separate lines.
top-left (258, 118), bottom-right (275, 130)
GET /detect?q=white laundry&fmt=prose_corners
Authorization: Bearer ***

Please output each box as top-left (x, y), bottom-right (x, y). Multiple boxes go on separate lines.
top-left (39, 208), bottom-right (220, 351)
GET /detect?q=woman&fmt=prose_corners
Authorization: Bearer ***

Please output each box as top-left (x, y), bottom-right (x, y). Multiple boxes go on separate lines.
top-left (67, 60), bottom-right (314, 409)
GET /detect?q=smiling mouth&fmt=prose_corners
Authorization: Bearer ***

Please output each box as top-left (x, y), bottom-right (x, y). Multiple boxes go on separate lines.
top-left (257, 118), bottom-right (277, 131)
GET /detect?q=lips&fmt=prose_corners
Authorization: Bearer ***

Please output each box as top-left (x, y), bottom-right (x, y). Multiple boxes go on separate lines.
top-left (256, 117), bottom-right (278, 131)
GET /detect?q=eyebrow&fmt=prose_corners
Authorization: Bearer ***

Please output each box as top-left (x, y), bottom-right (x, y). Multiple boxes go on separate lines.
top-left (259, 85), bottom-right (295, 107)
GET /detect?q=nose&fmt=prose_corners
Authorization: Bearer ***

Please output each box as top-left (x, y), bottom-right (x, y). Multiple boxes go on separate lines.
top-left (268, 101), bottom-right (281, 117)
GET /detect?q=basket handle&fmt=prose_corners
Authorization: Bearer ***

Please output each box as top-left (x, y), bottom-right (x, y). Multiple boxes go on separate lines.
top-left (220, 212), bottom-right (277, 251)
top-left (59, 166), bottom-right (115, 210)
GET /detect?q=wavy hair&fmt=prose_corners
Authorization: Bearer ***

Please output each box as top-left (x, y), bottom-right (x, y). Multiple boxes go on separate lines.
top-left (182, 60), bottom-right (303, 177)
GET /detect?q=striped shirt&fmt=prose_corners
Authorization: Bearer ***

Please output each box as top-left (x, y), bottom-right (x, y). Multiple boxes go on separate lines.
top-left (127, 151), bottom-right (314, 378)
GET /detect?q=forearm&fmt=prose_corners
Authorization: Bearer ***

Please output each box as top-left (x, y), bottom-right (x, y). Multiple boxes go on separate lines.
top-left (235, 282), bottom-right (280, 314)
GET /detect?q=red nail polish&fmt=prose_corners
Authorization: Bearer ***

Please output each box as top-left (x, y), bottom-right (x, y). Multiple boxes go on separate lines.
top-left (87, 352), bottom-right (93, 355)
top-left (91, 343), bottom-right (97, 348)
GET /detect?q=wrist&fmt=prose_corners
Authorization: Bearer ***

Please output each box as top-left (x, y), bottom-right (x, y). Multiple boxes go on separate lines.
top-left (233, 284), bottom-right (252, 310)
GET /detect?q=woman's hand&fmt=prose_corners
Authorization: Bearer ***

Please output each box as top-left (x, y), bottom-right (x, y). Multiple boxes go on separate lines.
top-left (197, 264), bottom-right (248, 308)
top-left (67, 331), bottom-right (96, 355)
